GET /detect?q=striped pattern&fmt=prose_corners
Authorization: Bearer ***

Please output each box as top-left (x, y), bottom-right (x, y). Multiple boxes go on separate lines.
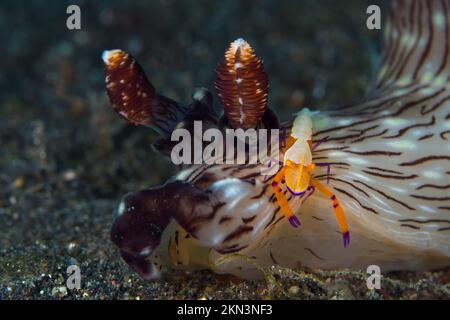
top-left (153, 1), bottom-right (450, 279)
top-left (215, 39), bottom-right (269, 129)
top-left (376, 0), bottom-right (450, 90)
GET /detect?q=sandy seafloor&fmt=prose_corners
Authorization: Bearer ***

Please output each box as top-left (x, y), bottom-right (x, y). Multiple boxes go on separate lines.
top-left (0, 0), bottom-right (449, 299)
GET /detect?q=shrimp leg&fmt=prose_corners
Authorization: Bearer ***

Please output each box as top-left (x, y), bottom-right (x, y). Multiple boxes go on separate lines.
top-left (309, 178), bottom-right (350, 247)
top-left (272, 167), bottom-right (301, 228)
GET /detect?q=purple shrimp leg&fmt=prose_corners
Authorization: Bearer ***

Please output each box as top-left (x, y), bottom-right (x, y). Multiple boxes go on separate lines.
top-left (315, 162), bottom-right (332, 184)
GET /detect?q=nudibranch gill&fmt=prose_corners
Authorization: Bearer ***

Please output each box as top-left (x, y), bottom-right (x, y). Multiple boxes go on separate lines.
top-left (104, 0), bottom-right (450, 280)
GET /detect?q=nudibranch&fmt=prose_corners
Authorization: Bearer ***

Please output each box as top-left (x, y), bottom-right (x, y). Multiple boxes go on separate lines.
top-left (104, 0), bottom-right (450, 280)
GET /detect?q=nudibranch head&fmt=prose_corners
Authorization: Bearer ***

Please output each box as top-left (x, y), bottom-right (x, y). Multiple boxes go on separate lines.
top-left (110, 189), bottom-right (171, 279)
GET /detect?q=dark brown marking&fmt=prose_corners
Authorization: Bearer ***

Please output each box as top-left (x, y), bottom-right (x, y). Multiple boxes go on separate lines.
top-left (351, 129), bottom-right (388, 143)
top-left (399, 156), bottom-right (450, 166)
top-left (413, 0), bottom-right (433, 80)
top-left (328, 177), bottom-right (370, 198)
top-left (440, 130), bottom-right (450, 140)
top-left (242, 215), bottom-right (257, 223)
top-left (314, 146), bottom-right (349, 153)
top-left (273, 216), bottom-right (284, 226)
top-left (410, 195), bottom-right (450, 201)
top-left (435, 0), bottom-right (449, 77)
top-left (304, 248), bottom-right (324, 260)
top-left (394, 1), bottom-right (420, 80)
top-left (316, 88), bottom-right (445, 137)
top-left (264, 207), bottom-right (281, 229)
top-left (193, 172), bottom-right (216, 189)
top-left (239, 171), bottom-right (261, 180)
top-left (251, 183), bottom-right (269, 199)
top-left (175, 231), bottom-right (179, 246)
top-left (334, 187), bottom-right (378, 215)
top-left (269, 251), bottom-right (279, 265)
top-left (345, 150), bottom-right (402, 156)
top-left (383, 116), bottom-right (435, 139)
top-left (421, 95), bottom-right (450, 115)
top-left (399, 218), bottom-right (450, 224)
top-left (416, 184), bottom-right (450, 190)
top-left (367, 166), bottom-right (404, 175)
top-left (362, 170), bottom-right (418, 180)
top-left (223, 225), bottom-right (254, 242)
top-left (400, 224), bottom-right (420, 230)
top-left (354, 179), bottom-right (416, 210)
top-left (418, 133), bottom-right (434, 141)
top-left (218, 244), bottom-right (249, 254)
top-left (219, 216), bottom-right (232, 224)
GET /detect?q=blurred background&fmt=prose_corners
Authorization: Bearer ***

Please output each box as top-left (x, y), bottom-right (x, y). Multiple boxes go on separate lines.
top-left (5, 0), bottom-right (446, 300)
